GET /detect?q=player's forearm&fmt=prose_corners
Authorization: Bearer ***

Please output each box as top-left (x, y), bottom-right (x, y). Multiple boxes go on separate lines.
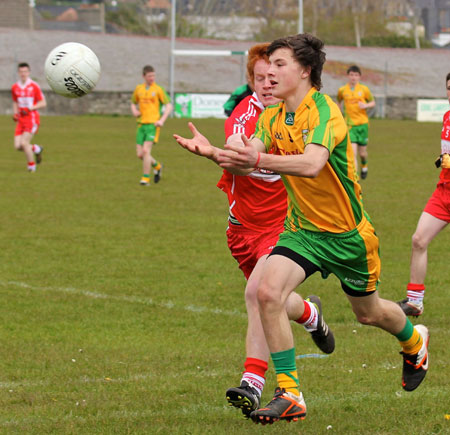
top-left (33, 99), bottom-right (46, 110)
top-left (206, 146), bottom-right (224, 165)
top-left (160, 103), bottom-right (173, 123)
top-left (258, 147), bottom-right (328, 178)
top-left (130, 103), bottom-right (140, 116)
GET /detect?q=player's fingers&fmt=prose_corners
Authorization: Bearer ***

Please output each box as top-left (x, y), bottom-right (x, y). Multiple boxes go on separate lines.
top-left (218, 149), bottom-right (237, 158)
top-left (241, 134), bottom-right (251, 146)
top-left (188, 122), bottom-right (199, 135)
top-left (173, 134), bottom-right (187, 146)
top-left (224, 143), bottom-right (237, 151)
top-left (224, 143), bottom-right (247, 155)
top-left (218, 150), bottom-right (244, 165)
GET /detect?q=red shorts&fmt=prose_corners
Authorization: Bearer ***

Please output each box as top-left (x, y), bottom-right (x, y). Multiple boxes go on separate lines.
top-left (15, 117), bottom-right (39, 136)
top-left (423, 182), bottom-right (450, 222)
top-left (226, 225), bottom-right (283, 280)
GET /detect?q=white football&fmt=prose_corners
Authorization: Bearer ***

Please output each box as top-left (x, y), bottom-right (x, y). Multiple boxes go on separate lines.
top-left (44, 42), bottom-right (101, 98)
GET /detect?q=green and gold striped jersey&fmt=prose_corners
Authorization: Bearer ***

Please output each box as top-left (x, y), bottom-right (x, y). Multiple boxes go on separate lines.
top-left (337, 82), bottom-right (374, 126)
top-left (131, 82), bottom-right (170, 124)
top-left (254, 87), bottom-right (364, 234)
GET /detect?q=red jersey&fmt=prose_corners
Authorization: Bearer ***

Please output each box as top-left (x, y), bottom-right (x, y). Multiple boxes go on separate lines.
top-left (439, 109), bottom-right (450, 184)
top-left (217, 93), bottom-right (287, 233)
top-left (11, 78), bottom-right (44, 126)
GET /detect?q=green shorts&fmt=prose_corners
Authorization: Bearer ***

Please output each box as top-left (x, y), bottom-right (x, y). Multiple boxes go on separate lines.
top-left (273, 216), bottom-right (380, 295)
top-left (136, 123), bottom-right (160, 145)
top-left (349, 123), bottom-right (369, 146)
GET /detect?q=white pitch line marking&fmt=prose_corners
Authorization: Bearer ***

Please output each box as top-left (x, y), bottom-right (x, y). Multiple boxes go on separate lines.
top-left (0, 280), bottom-right (246, 318)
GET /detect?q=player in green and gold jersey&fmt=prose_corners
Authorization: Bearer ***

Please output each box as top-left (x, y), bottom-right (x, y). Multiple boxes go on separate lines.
top-left (131, 65), bottom-right (172, 186)
top-left (175, 34), bottom-right (430, 425)
top-left (337, 65), bottom-right (375, 179)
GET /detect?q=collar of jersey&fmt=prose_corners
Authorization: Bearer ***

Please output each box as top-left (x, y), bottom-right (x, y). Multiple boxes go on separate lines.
top-left (250, 92), bottom-right (265, 111)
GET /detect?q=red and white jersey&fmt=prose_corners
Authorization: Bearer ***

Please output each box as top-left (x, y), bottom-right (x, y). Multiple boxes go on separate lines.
top-left (11, 78), bottom-right (44, 124)
top-left (217, 93), bottom-right (287, 232)
top-left (439, 109), bottom-right (450, 183)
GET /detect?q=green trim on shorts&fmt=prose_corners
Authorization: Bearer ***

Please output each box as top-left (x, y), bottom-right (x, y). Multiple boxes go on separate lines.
top-left (276, 225), bottom-right (378, 293)
top-left (136, 123), bottom-right (157, 145)
top-left (349, 123), bottom-right (369, 146)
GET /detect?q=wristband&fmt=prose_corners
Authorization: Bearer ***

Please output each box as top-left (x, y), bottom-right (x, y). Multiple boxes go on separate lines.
top-left (255, 152), bottom-right (261, 168)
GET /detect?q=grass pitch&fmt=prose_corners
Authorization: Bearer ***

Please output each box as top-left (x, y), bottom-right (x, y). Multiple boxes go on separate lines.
top-left (0, 115), bottom-right (449, 434)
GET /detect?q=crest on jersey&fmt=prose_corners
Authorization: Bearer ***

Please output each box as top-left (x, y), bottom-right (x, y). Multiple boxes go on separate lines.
top-left (285, 112), bottom-right (295, 125)
top-left (302, 129), bottom-right (309, 143)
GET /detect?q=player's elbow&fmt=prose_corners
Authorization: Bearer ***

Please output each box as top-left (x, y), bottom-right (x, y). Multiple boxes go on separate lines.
top-left (302, 161), bottom-right (324, 178)
top-left (304, 167), bottom-right (321, 178)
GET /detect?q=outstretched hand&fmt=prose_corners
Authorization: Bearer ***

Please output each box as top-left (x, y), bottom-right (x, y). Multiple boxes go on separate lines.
top-left (173, 122), bottom-right (217, 160)
top-left (217, 134), bottom-right (259, 169)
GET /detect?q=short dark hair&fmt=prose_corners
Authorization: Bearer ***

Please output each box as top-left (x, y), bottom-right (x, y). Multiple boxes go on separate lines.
top-left (18, 62), bottom-right (30, 70)
top-left (446, 72), bottom-right (450, 83)
top-left (347, 65), bottom-right (361, 75)
top-left (142, 65), bottom-right (155, 75)
top-left (267, 33), bottom-right (326, 90)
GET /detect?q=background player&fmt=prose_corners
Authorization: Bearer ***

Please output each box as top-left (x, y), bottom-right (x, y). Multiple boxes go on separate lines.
top-left (131, 65), bottom-right (172, 186)
top-left (223, 82), bottom-right (252, 116)
top-left (337, 65), bottom-right (375, 179)
top-left (11, 62), bottom-right (46, 172)
top-left (398, 72), bottom-right (450, 316)
top-left (175, 43), bottom-right (334, 418)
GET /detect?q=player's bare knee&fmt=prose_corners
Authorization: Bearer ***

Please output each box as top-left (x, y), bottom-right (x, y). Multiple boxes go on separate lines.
top-left (354, 307), bottom-right (388, 326)
top-left (257, 282), bottom-right (282, 311)
top-left (411, 232), bottom-right (428, 251)
top-left (244, 279), bottom-right (259, 306)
